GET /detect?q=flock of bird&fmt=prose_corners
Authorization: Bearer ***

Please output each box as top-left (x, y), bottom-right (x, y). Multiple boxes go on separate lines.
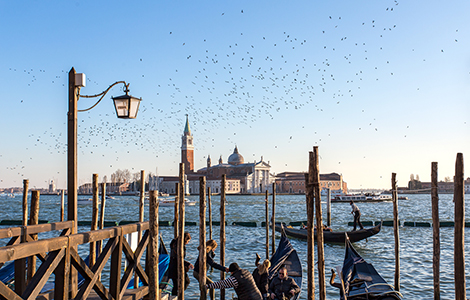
top-left (2, 0), bottom-right (465, 185)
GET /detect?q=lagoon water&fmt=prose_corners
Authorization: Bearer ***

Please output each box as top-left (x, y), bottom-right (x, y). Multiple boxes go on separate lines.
top-left (1, 193), bottom-right (469, 299)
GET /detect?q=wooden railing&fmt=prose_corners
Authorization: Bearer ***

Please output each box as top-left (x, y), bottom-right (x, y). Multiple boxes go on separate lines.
top-left (0, 222), bottom-right (151, 300)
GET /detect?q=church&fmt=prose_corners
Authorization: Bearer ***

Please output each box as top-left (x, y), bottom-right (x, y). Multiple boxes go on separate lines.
top-left (157, 116), bottom-right (275, 194)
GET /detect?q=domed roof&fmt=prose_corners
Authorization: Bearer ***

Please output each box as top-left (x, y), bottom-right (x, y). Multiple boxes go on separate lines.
top-left (228, 146), bottom-right (244, 165)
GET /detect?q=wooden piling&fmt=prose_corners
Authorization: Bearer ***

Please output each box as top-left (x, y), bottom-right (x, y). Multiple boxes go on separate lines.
top-left (199, 177), bottom-right (207, 300)
top-left (220, 174), bottom-right (226, 300)
top-left (431, 162), bottom-right (440, 300)
top-left (392, 173), bottom-right (400, 291)
top-left (139, 170), bottom-right (145, 223)
top-left (306, 156), bottom-right (315, 300)
top-left (99, 183), bottom-right (106, 230)
top-left (178, 163), bottom-right (186, 300)
top-left (174, 182), bottom-right (180, 239)
top-left (326, 188), bottom-right (331, 227)
top-left (313, 147), bottom-right (326, 300)
top-left (208, 187), bottom-right (212, 240)
top-left (454, 153), bottom-right (465, 300)
top-left (60, 189), bottom-right (65, 222)
top-left (90, 174), bottom-right (99, 268)
top-left (22, 179), bottom-right (29, 226)
top-left (27, 190), bottom-right (40, 281)
top-left (272, 182), bottom-right (276, 255)
top-left (148, 190), bottom-right (160, 300)
top-left (265, 189), bottom-right (269, 259)
top-left (15, 179), bottom-right (29, 294)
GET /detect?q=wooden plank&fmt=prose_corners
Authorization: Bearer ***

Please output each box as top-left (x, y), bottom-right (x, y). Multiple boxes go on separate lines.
top-left (121, 222), bottom-right (149, 235)
top-left (0, 280), bottom-right (23, 300)
top-left (0, 236), bottom-right (68, 263)
top-left (69, 226), bottom-right (121, 247)
top-left (110, 229), bottom-right (123, 300)
top-left (70, 242), bottom-right (115, 300)
top-left (54, 243), bottom-right (70, 300)
top-left (22, 248), bottom-right (65, 300)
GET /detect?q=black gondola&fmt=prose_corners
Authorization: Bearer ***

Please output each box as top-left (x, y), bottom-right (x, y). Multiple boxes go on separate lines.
top-left (275, 222), bottom-right (381, 243)
top-left (268, 224), bottom-right (302, 300)
top-left (331, 237), bottom-right (403, 299)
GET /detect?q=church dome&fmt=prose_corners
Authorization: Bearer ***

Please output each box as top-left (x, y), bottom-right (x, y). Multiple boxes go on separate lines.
top-left (228, 146), bottom-right (244, 165)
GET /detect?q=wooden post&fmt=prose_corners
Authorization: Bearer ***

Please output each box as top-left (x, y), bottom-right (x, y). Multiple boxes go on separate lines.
top-left (149, 190), bottom-right (160, 300)
top-left (136, 170), bottom-right (145, 288)
top-left (391, 173), bottom-right (400, 291)
top-left (15, 180), bottom-right (29, 295)
top-left (220, 174), bottom-right (226, 300)
top-left (454, 153), bottom-right (465, 300)
top-left (313, 147), bottom-right (326, 299)
top-left (174, 182), bottom-right (180, 239)
top-left (68, 68), bottom-right (78, 298)
top-left (272, 182), bottom-right (276, 255)
top-left (431, 162), bottom-right (440, 300)
top-left (178, 163), bottom-right (186, 300)
top-left (90, 174), bottom-right (99, 268)
top-left (99, 183), bottom-right (106, 230)
top-left (306, 153), bottom-right (315, 300)
top-left (265, 189), bottom-right (269, 259)
top-left (208, 187), bottom-right (212, 240)
top-left (27, 190), bottom-right (40, 281)
top-left (60, 189), bottom-right (65, 222)
top-left (199, 177), bottom-right (207, 300)
top-left (326, 188), bottom-right (331, 227)
top-left (139, 170), bottom-right (145, 223)
top-left (22, 179), bottom-right (29, 226)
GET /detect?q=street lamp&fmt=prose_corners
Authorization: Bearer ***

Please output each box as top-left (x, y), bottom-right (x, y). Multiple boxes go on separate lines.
top-left (67, 67), bottom-right (141, 233)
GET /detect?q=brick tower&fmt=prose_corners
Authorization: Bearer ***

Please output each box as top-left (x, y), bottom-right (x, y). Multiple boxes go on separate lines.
top-left (181, 114), bottom-right (194, 174)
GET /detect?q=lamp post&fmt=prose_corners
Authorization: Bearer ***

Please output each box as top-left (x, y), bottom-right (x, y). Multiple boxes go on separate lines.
top-left (67, 67), bottom-right (141, 233)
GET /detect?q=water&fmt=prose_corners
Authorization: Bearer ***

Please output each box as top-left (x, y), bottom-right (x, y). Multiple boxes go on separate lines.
top-left (1, 193), bottom-right (469, 299)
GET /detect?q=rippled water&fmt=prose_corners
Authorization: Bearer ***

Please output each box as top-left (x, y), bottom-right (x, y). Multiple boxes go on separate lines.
top-left (1, 193), bottom-right (469, 299)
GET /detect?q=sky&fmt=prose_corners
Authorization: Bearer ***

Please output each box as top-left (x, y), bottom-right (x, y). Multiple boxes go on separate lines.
top-left (0, 0), bottom-right (469, 190)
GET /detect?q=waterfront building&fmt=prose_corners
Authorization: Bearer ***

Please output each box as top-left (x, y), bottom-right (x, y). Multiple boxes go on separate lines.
top-left (275, 172), bottom-right (348, 194)
top-left (48, 180), bottom-right (56, 193)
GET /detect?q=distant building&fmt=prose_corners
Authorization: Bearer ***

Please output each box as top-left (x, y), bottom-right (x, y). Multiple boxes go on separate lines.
top-left (409, 177), bottom-right (470, 193)
top-left (275, 172), bottom-right (347, 194)
top-left (48, 180), bottom-right (56, 193)
top-left (181, 115), bottom-right (194, 174)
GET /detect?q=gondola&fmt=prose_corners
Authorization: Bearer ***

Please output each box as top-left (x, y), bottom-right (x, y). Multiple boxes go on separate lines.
top-left (268, 224), bottom-right (302, 300)
top-left (331, 237), bottom-right (403, 299)
top-left (275, 222), bottom-right (381, 243)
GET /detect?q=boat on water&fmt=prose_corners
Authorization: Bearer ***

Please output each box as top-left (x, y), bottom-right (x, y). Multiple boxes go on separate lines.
top-left (333, 193), bottom-right (392, 203)
top-left (268, 225), bottom-right (302, 300)
top-left (330, 237), bottom-right (403, 299)
top-left (77, 198), bottom-right (101, 205)
top-left (159, 197), bottom-right (196, 207)
top-left (275, 222), bottom-right (381, 243)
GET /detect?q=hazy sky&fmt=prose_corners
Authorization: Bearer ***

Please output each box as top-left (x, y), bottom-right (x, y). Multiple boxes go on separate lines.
top-left (0, 0), bottom-right (468, 190)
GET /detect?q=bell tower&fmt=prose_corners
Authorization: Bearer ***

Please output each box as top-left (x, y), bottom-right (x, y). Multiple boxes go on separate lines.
top-left (181, 114), bottom-right (194, 174)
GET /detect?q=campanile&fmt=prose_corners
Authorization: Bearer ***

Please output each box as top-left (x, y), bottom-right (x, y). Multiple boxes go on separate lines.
top-left (181, 114), bottom-right (194, 174)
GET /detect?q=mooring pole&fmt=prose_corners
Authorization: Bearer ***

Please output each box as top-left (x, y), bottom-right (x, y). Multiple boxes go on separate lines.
top-left (220, 174), bottom-right (227, 300)
top-left (90, 174), bottom-right (99, 268)
top-left (174, 182), bottom-right (180, 239)
top-left (199, 177), bottom-right (207, 300)
top-left (265, 189), bottom-right (269, 259)
top-left (431, 162), bottom-right (440, 300)
top-left (272, 182), bottom-right (276, 255)
top-left (392, 173), bottom-right (400, 291)
top-left (178, 163), bottom-right (186, 300)
top-left (208, 187), bottom-right (212, 240)
top-left (327, 188), bottom-right (331, 227)
top-left (60, 189), bottom-right (65, 222)
top-left (22, 179), bottom-right (29, 226)
top-left (27, 190), bottom-right (40, 282)
top-left (313, 147), bottom-right (326, 299)
top-left (454, 153), bottom-right (465, 300)
top-left (149, 190), bottom-right (160, 300)
top-left (306, 155), bottom-right (315, 300)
